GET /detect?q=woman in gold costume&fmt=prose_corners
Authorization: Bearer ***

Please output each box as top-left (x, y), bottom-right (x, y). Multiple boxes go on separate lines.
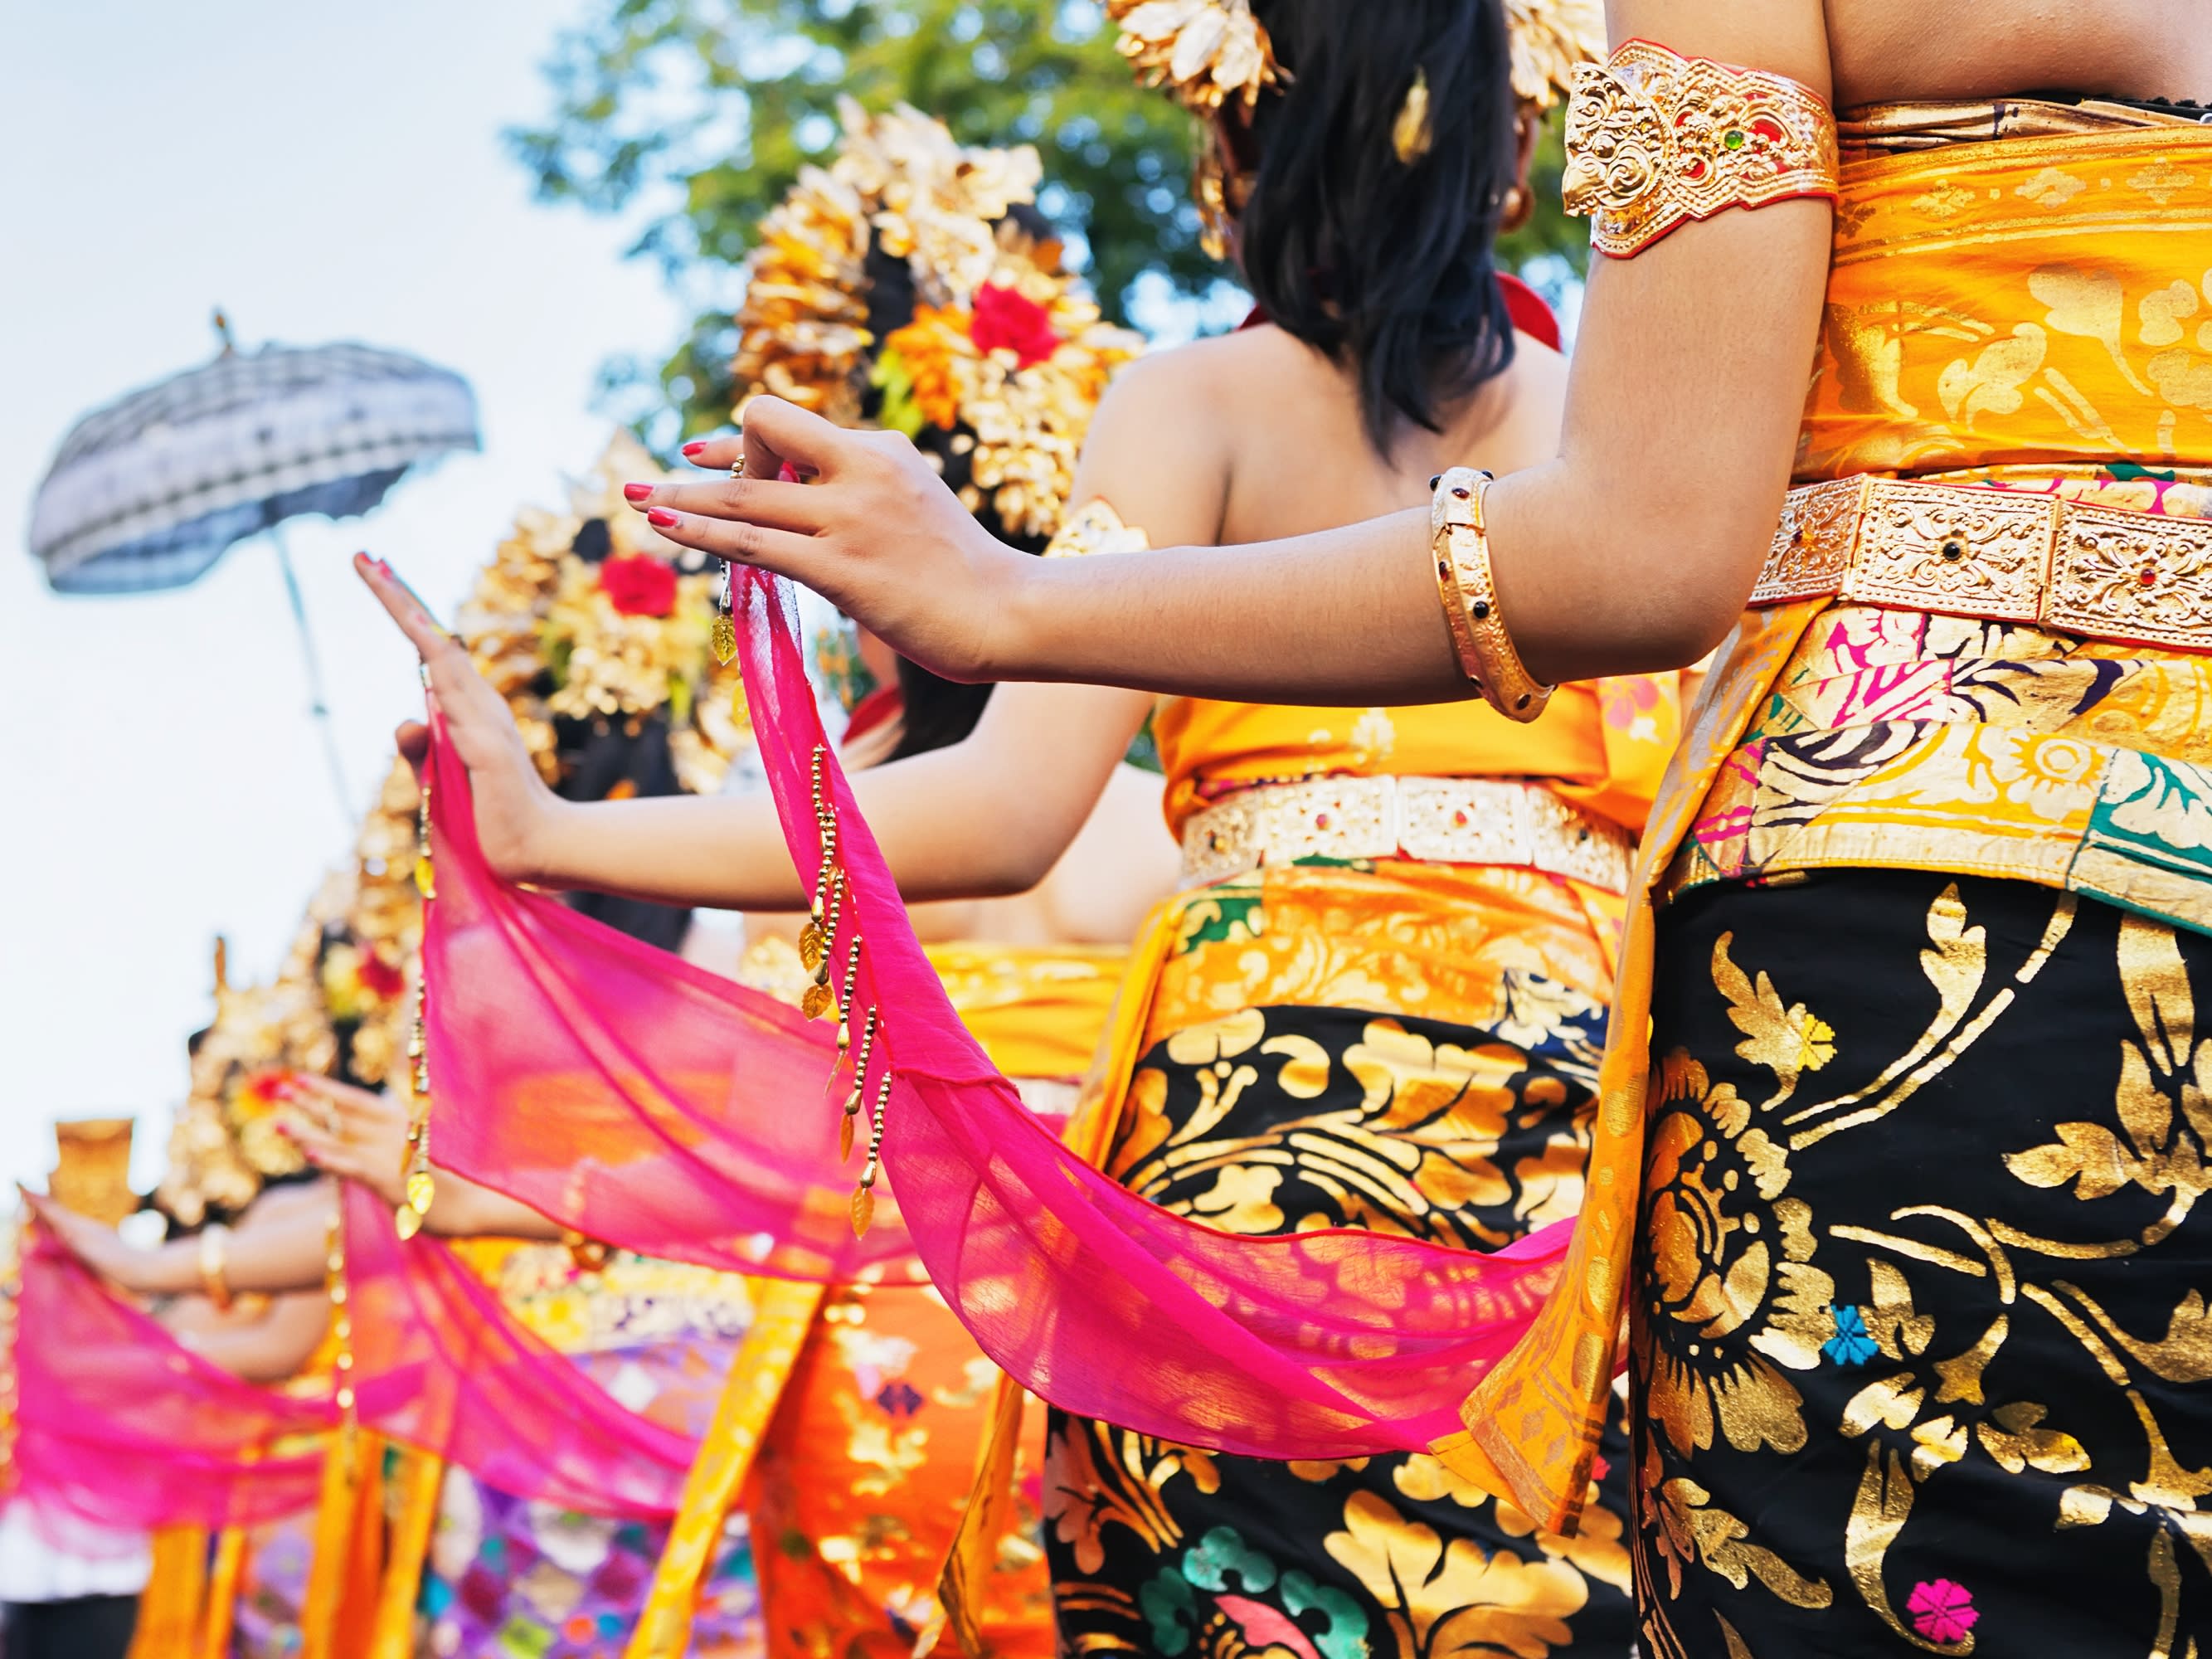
top-left (625, 0), bottom-right (2212, 1650)
top-left (360, 2), bottom-right (1683, 1653)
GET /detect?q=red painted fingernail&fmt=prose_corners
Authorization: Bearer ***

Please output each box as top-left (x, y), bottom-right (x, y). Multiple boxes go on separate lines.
top-left (646, 508), bottom-right (680, 528)
top-left (622, 482), bottom-right (653, 503)
top-left (681, 441), bottom-right (707, 458)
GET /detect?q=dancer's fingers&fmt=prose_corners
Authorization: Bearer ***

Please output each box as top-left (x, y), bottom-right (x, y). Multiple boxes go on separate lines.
top-left (737, 396), bottom-right (866, 481)
top-left (621, 472), bottom-right (827, 533)
top-left (634, 513), bottom-right (830, 586)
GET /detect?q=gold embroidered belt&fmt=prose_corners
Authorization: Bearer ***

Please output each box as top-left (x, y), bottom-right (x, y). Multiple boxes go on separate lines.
top-left (1752, 475), bottom-right (2212, 649)
top-left (1179, 776), bottom-right (1633, 893)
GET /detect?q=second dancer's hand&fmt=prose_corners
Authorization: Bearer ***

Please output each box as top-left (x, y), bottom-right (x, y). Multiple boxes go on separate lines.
top-left (625, 400), bottom-right (1041, 685)
top-left (352, 552), bottom-right (563, 883)
top-left (280, 1074), bottom-right (410, 1209)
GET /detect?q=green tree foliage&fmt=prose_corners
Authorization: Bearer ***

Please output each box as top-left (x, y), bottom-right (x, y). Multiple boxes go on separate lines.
top-left (511, 0), bottom-right (1586, 440)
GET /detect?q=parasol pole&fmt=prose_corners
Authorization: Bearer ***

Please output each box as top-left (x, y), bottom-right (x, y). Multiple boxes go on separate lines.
top-left (267, 523), bottom-right (352, 822)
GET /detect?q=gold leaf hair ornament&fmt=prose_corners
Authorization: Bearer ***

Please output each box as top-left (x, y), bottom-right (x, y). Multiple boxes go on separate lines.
top-left (1392, 66), bottom-right (1434, 164)
top-left (1108, 0), bottom-right (1283, 114)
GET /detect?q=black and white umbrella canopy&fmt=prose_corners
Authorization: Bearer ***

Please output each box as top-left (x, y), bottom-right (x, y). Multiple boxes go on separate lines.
top-left (29, 338), bottom-right (480, 595)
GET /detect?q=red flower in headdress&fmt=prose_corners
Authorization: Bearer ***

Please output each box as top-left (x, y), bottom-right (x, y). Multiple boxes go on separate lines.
top-left (354, 950), bottom-right (406, 1004)
top-left (970, 281), bottom-right (1061, 367)
top-left (600, 552), bottom-right (678, 617)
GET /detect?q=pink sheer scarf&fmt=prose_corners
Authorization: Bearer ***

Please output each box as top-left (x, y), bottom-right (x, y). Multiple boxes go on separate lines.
top-left (423, 570), bottom-right (1573, 1461)
top-left (8, 1190), bottom-right (731, 1533)
top-left (9, 1206), bottom-right (330, 1531)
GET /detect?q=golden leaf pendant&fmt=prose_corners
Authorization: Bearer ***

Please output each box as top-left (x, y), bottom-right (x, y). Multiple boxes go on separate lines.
top-left (711, 614), bottom-right (737, 666)
top-left (406, 1170), bottom-right (436, 1215)
top-left (800, 980), bottom-right (834, 1020)
top-left (798, 921), bottom-right (827, 972)
top-left (849, 1185), bottom-right (875, 1238)
top-left (838, 1111), bottom-right (856, 1163)
top-left (413, 854), bottom-right (436, 899)
top-left (394, 1205), bottom-right (424, 1242)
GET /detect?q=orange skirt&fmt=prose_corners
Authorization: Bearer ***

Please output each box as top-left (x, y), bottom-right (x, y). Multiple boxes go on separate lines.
top-left (748, 1283), bottom-right (1054, 1659)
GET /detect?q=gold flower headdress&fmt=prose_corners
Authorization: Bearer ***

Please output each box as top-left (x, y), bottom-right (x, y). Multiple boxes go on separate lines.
top-left (732, 100), bottom-right (1140, 541)
top-left (1109, 0), bottom-right (1602, 119)
top-left (457, 431), bottom-right (753, 796)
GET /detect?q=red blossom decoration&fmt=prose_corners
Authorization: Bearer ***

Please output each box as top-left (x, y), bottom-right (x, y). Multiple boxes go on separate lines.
top-left (970, 281), bottom-right (1061, 367)
top-left (355, 951), bottom-right (406, 1003)
top-left (600, 552), bottom-right (678, 617)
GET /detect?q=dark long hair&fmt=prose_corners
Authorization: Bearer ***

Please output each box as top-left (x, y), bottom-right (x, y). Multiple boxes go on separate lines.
top-left (1238, 0), bottom-right (1522, 451)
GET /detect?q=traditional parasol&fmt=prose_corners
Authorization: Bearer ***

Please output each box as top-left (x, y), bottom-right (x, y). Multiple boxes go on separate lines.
top-left (27, 311), bottom-right (481, 815)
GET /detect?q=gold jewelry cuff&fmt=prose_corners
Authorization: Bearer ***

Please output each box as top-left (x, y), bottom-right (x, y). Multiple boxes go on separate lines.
top-left (198, 1221), bottom-right (234, 1312)
top-left (1563, 39), bottom-right (1840, 260)
top-left (1431, 468), bottom-right (1553, 722)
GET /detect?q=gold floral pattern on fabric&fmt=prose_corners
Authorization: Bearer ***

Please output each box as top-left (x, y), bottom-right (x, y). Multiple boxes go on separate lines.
top-left (1146, 861), bottom-right (1625, 1050)
top-left (1048, 859), bottom-right (1636, 1657)
top-left (1454, 131), bottom-right (2212, 1535)
top-left (1635, 869), bottom-right (2212, 1653)
top-left (1673, 131), bottom-right (2212, 926)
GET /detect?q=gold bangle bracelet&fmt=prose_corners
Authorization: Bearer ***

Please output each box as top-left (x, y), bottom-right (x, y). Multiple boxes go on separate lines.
top-left (1432, 467), bottom-right (1553, 722)
top-left (198, 1221), bottom-right (234, 1312)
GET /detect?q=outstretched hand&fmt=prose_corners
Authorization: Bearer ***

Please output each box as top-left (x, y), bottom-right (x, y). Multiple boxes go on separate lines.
top-left (620, 397), bottom-right (1040, 684)
top-left (40, 1204), bottom-right (161, 1293)
top-left (280, 1073), bottom-right (410, 1209)
top-left (352, 554), bottom-right (559, 882)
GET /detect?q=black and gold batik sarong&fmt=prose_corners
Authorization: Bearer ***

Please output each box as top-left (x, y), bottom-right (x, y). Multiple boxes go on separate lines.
top-left (1636, 870), bottom-right (2212, 1656)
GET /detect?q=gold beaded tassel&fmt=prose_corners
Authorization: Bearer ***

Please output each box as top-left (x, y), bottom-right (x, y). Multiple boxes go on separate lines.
top-left (797, 744), bottom-right (843, 1019)
top-left (794, 742), bottom-right (892, 1234)
top-left (325, 1204), bottom-right (356, 1422)
top-left (850, 1067), bottom-right (895, 1238)
top-left (396, 764), bottom-right (437, 1241)
top-left (837, 1008), bottom-right (880, 1163)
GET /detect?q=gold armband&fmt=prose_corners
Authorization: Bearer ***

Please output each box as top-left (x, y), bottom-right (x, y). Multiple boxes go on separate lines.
top-left (1431, 468), bottom-right (1552, 722)
top-left (198, 1221), bottom-right (234, 1312)
top-left (1563, 39), bottom-right (1839, 259)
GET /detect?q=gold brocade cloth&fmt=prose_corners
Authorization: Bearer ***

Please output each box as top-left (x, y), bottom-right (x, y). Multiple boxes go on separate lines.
top-left (1451, 125), bottom-right (2212, 1530)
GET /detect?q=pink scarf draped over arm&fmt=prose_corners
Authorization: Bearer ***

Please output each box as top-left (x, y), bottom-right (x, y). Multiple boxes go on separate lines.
top-left (421, 569), bottom-right (1576, 1462)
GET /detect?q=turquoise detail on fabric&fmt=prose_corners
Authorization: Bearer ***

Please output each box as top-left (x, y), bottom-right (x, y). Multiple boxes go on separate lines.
top-left (1140, 1569), bottom-right (1198, 1655)
top-left (1280, 1569), bottom-right (1372, 1659)
top-left (1182, 1525), bottom-right (1278, 1593)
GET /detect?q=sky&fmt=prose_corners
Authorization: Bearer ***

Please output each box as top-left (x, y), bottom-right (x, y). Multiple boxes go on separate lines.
top-left (0, 4), bottom-right (686, 1195)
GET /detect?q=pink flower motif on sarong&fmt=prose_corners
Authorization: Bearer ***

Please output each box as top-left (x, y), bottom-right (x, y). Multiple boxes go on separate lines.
top-left (1908, 1579), bottom-right (1977, 1643)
